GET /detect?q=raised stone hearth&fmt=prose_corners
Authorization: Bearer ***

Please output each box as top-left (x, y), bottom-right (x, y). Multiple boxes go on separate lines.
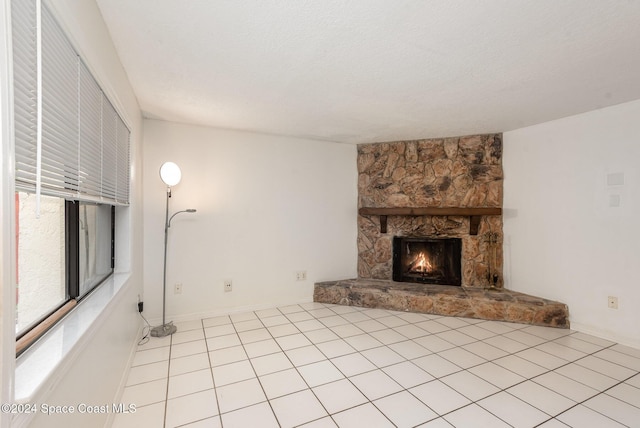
top-left (314, 279), bottom-right (569, 328)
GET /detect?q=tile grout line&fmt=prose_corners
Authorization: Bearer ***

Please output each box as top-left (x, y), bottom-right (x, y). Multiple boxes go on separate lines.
top-left (300, 305), bottom-right (400, 427)
top-left (416, 317), bottom-right (640, 427)
top-left (209, 307), bottom-right (631, 425)
top-left (352, 313), bottom-right (575, 426)
top-left (430, 332), bottom-right (629, 425)
top-left (538, 370), bottom-right (638, 428)
top-left (320, 307), bottom-right (639, 427)
top-left (163, 334), bottom-right (172, 428)
top-left (276, 305), bottom-right (351, 428)
top-left (201, 317), bottom-right (223, 426)
top-left (137, 304), bottom-right (640, 428)
top-left (275, 304), bottom-right (406, 426)
top-left (326, 306), bottom-right (507, 426)
top-left (234, 309), bottom-right (282, 427)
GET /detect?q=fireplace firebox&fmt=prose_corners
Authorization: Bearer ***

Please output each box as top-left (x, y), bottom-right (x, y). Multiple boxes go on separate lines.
top-left (392, 236), bottom-right (462, 286)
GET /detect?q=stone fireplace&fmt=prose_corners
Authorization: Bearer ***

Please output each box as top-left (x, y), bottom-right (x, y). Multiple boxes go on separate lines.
top-left (357, 134), bottom-right (503, 288)
top-left (314, 133), bottom-right (569, 328)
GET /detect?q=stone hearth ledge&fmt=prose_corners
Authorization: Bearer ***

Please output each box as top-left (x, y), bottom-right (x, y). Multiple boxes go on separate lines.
top-left (314, 279), bottom-right (569, 328)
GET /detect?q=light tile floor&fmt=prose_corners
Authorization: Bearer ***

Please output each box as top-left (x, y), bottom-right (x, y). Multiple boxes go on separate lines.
top-left (112, 303), bottom-right (640, 428)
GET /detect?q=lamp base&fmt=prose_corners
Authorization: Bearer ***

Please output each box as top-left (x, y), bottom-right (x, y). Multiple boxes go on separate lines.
top-left (150, 322), bottom-right (177, 337)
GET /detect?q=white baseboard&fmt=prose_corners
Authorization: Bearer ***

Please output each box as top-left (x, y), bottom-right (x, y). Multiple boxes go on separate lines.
top-left (148, 298), bottom-right (316, 325)
top-left (570, 322), bottom-right (640, 350)
top-left (104, 322), bottom-right (145, 428)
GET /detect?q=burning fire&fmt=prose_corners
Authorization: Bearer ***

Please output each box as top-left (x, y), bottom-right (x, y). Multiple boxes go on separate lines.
top-left (409, 252), bottom-right (432, 274)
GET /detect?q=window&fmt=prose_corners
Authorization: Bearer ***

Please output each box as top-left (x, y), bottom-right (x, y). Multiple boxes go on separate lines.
top-left (15, 196), bottom-right (115, 338)
top-left (15, 193), bottom-right (66, 334)
top-left (12, 0), bottom-right (129, 353)
top-left (76, 202), bottom-right (114, 298)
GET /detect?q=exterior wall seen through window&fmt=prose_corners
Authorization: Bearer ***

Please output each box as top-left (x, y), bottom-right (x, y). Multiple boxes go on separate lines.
top-left (16, 192), bottom-right (66, 334)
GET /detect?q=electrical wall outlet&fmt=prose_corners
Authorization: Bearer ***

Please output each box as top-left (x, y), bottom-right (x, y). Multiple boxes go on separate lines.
top-left (608, 296), bottom-right (618, 309)
top-left (174, 283), bottom-right (183, 294)
top-left (296, 271), bottom-right (307, 281)
top-left (224, 280), bottom-right (232, 292)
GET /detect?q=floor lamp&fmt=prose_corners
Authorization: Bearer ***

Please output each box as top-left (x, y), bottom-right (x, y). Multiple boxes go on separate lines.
top-left (151, 162), bottom-right (197, 337)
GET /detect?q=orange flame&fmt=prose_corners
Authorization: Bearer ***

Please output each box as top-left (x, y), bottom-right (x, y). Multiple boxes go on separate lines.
top-left (410, 252), bottom-right (432, 273)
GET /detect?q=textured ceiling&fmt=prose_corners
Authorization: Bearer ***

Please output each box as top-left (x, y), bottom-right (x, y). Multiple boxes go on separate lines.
top-left (95, 0), bottom-right (640, 144)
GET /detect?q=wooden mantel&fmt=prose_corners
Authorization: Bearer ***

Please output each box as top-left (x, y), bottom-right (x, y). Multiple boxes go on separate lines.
top-left (358, 207), bottom-right (502, 235)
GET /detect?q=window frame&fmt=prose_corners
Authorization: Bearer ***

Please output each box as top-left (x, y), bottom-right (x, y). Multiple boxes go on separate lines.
top-left (66, 201), bottom-right (115, 300)
top-left (11, 0), bottom-right (129, 355)
top-left (15, 198), bottom-right (116, 355)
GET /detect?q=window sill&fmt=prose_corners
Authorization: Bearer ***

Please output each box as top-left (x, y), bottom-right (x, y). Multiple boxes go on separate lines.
top-left (14, 272), bottom-right (131, 402)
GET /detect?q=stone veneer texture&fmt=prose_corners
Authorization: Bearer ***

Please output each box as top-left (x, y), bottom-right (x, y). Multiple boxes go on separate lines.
top-left (357, 134), bottom-right (504, 287)
top-left (314, 279), bottom-right (569, 328)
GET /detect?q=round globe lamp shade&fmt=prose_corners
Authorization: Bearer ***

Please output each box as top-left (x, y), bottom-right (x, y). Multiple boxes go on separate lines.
top-left (160, 162), bottom-right (182, 186)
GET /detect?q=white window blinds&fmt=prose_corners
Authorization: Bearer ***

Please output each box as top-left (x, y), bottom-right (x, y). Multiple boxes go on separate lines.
top-left (12, 0), bottom-right (130, 205)
top-left (12, 0), bottom-right (38, 191)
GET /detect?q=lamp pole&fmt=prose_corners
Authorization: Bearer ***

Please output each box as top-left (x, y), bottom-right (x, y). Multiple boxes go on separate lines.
top-left (161, 186), bottom-right (172, 330)
top-left (151, 162), bottom-right (196, 337)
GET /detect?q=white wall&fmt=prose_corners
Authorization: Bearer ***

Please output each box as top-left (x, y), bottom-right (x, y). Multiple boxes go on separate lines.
top-left (503, 99), bottom-right (640, 348)
top-left (1, 2), bottom-right (15, 425)
top-left (143, 120), bottom-right (358, 322)
top-left (1, 0), bottom-right (144, 427)
top-left (16, 194), bottom-right (65, 332)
